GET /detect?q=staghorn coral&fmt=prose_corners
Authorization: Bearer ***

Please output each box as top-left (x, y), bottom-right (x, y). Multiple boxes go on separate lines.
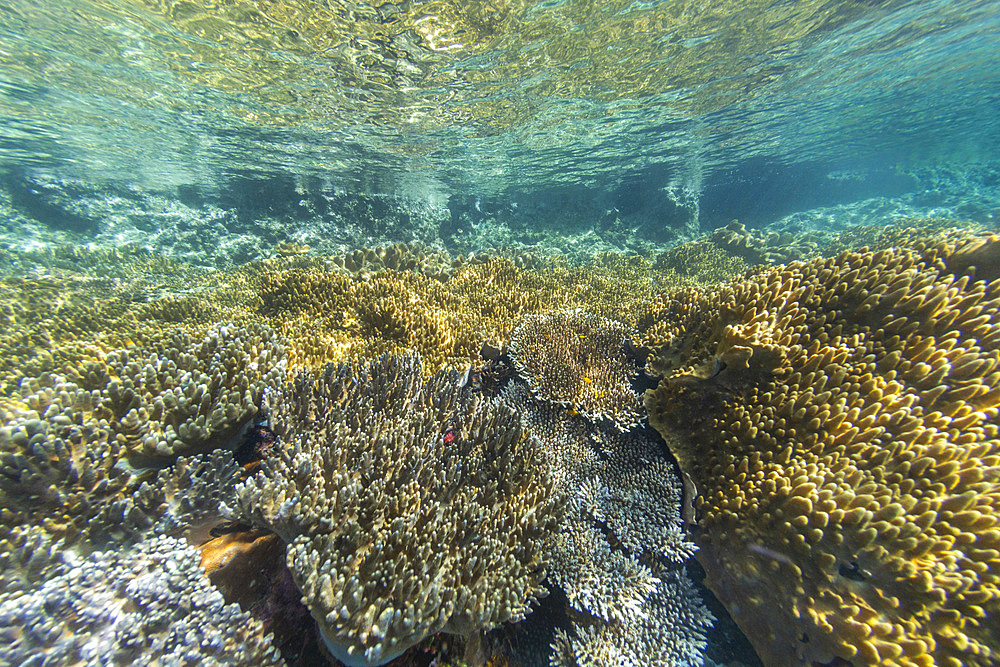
top-left (250, 251), bottom-right (700, 379)
top-left (0, 531), bottom-right (284, 666)
top-left (235, 353), bottom-right (561, 666)
top-left (509, 310), bottom-right (642, 431)
top-left (644, 234), bottom-right (1000, 665)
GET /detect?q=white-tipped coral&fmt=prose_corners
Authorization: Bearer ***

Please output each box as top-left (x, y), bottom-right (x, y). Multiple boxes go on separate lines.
top-left (0, 530), bottom-right (283, 665)
top-left (235, 353), bottom-right (561, 666)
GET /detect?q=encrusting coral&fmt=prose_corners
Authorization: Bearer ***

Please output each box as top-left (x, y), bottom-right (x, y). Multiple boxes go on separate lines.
top-left (643, 233), bottom-right (1000, 666)
top-left (235, 353), bottom-right (562, 666)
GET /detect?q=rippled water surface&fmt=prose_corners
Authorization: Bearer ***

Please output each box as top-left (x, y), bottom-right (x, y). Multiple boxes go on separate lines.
top-left (2, 0), bottom-right (998, 198)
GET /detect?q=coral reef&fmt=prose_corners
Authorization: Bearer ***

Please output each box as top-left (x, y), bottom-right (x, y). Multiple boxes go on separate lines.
top-left (97, 322), bottom-right (286, 462)
top-left (0, 529), bottom-right (284, 665)
top-left (9, 223), bottom-right (993, 665)
top-left (502, 379), bottom-right (712, 666)
top-left (643, 234), bottom-right (1000, 665)
top-left (509, 310), bottom-right (642, 430)
top-left (235, 354), bottom-right (561, 666)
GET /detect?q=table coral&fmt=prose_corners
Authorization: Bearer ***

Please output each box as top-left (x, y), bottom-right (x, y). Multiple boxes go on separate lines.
top-left (235, 353), bottom-right (561, 666)
top-left (509, 310), bottom-right (643, 430)
top-left (502, 381), bottom-right (711, 666)
top-left (644, 234), bottom-right (1000, 665)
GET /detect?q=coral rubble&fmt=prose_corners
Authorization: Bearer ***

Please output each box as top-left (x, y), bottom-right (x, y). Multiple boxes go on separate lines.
top-left (644, 234), bottom-right (1000, 665)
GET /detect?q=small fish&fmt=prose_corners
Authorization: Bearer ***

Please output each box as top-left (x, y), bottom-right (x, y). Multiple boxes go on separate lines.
top-left (747, 542), bottom-right (794, 566)
top-left (681, 471), bottom-right (698, 526)
top-left (582, 377), bottom-right (592, 384)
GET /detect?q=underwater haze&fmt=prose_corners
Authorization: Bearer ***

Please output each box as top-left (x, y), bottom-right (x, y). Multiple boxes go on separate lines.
top-left (2, 1), bottom-right (1000, 666)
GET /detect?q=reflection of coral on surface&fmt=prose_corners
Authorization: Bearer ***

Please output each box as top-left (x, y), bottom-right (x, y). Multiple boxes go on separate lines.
top-left (644, 233), bottom-right (1000, 666)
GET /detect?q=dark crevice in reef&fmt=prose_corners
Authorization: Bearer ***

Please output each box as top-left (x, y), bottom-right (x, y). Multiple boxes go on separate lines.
top-left (685, 556), bottom-right (765, 667)
top-left (644, 419), bottom-right (763, 667)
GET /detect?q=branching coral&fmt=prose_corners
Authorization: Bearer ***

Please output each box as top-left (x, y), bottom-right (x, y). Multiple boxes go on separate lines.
top-left (643, 234), bottom-right (1000, 665)
top-left (0, 372), bottom-right (131, 540)
top-left (100, 323), bottom-right (286, 462)
top-left (0, 323), bottom-right (282, 542)
top-left (0, 530), bottom-right (283, 665)
top-left (550, 563), bottom-right (714, 667)
top-left (235, 353), bottom-right (561, 666)
top-left (102, 449), bottom-right (245, 544)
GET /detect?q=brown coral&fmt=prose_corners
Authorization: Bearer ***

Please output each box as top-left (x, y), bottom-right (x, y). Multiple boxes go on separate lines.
top-left (235, 353), bottom-right (561, 666)
top-left (643, 234), bottom-right (1000, 666)
top-left (509, 310), bottom-right (642, 430)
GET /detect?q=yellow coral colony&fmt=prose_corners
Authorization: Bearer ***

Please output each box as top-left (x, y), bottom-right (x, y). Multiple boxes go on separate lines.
top-left (509, 309), bottom-right (643, 430)
top-left (643, 234), bottom-right (1000, 666)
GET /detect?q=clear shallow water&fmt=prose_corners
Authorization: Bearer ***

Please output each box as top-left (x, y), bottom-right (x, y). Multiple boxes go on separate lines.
top-left (2, 3), bottom-right (1000, 667)
top-left (2, 0), bottom-right (999, 202)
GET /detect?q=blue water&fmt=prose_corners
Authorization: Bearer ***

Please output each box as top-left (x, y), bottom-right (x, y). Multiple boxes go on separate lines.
top-left (1, 0), bottom-right (998, 236)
